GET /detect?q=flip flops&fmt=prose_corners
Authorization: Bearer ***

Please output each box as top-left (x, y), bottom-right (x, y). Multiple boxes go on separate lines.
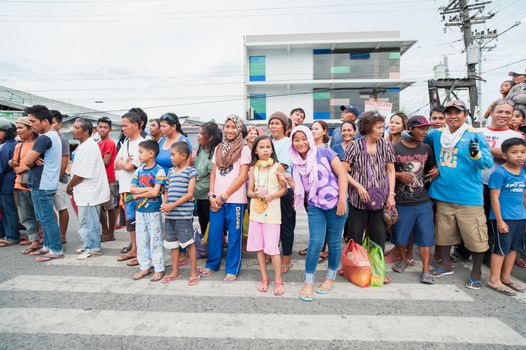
top-left (126, 258), bottom-right (139, 267)
top-left (223, 274), bottom-right (237, 283)
top-left (420, 273), bottom-right (435, 284)
top-left (29, 247), bottom-right (49, 256)
top-left (187, 276), bottom-right (200, 286)
top-left (503, 281), bottom-right (526, 293)
top-left (132, 270), bottom-right (151, 280)
top-left (199, 268), bottom-right (216, 277)
top-left (487, 283), bottom-right (516, 296)
top-left (392, 261), bottom-right (408, 273)
top-left (431, 268), bottom-right (454, 277)
top-left (34, 253), bottom-right (64, 262)
top-left (274, 281), bottom-right (284, 296)
top-left (281, 263), bottom-right (293, 274)
top-left (299, 288), bottom-right (313, 302)
top-left (117, 254), bottom-right (135, 262)
top-left (161, 274), bottom-right (182, 284)
top-left (465, 276), bottom-right (482, 290)
top-left (22, 246), bottom-right (42, 255)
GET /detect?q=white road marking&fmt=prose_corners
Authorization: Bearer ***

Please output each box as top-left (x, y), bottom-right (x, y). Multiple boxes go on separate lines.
top-left (0, 308), bottom-right (523, 345)
top-left (0, 275), bottom-right (473, 301)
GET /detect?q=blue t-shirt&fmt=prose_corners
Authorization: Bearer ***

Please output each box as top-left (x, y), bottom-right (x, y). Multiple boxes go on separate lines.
top-left (165, 166), bottom-right (197, 220)
top-left (272, 137), bottom-right (292, 174)
top-left (426, 127), bottom-right (493, 206)
top-left (0, 139), bottom-right (16, 194)
top-left (332, 143), bottom-right (345, 161)
top-left (156, 135), bottom-right (193, 174)
top-left (131, 164), bottom-right (166, 212)
top-left (488, 166), bottom-right (526, 220)
top-left (28, 130), bottom-right (62, 191)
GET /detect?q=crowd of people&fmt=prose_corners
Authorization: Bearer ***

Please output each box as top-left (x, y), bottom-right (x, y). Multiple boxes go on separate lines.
top-left (0, 69), bottom-right (525, 301)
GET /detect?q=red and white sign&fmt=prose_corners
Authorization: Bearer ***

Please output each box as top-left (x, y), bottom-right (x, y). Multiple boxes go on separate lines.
top-left (364, 100), bottom-right (393, 118)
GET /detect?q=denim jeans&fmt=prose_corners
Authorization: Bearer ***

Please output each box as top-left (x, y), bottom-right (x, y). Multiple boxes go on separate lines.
top-left (15, 190), bottom-right (39, 241)
top-left (77, 205), bottom-right (102, 253)
top-left (31, 189), bottom-right (63, 254)
top-left (0, 193), bottom-right (20, 242)
top-left (305, 204), bottom-right (347, 284)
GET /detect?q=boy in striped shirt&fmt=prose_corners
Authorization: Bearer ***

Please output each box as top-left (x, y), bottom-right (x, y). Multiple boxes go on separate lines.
top-left (160, 142), bottom-right (198, 286)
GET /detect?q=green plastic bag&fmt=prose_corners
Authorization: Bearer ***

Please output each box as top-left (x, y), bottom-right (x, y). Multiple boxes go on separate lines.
top-left (363, 237), bottom-right (386, 287)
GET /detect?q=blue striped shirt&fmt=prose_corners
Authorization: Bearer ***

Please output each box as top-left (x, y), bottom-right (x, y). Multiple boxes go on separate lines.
top-left (166, 166), bottom-right (197, 219)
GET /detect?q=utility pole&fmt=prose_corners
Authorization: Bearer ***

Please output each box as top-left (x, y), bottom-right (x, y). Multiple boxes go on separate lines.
top-left (439, 0), bottom-right (495, 125)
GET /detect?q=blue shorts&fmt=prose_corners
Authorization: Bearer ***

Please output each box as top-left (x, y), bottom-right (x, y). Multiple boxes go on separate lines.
top-left (490, 220), bottom-right (525, 256)
top-left (392, 201), bottom-right (435, 247)
top-left (123, 194), bottom-right (136, 232)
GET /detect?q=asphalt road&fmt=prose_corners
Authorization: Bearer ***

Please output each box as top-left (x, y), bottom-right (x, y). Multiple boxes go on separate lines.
top-left (0, 210), bottom-right (525, 350)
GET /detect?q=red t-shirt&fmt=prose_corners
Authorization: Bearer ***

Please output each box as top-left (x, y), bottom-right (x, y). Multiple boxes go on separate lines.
top-left (98, 138), bottom-right (117, 183)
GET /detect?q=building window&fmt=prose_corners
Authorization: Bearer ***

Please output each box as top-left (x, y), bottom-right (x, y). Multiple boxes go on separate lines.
top-left (312, 49), bottom-right (400, 80)
top-left (313, 88), bottom-right (400, 120)
top-left (249, 94), bottom-right (266, 120)
top-left (249, 56), bottom-right (266, 81)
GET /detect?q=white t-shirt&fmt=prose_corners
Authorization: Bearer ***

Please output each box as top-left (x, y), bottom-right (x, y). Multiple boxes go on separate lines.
top-left (212, 145), bottom-right (251, 204)
top-left (70, 138), bottom-right (110, 206)
top-left (115, 136), bottom-right (144, 193)
top-left (481, 127), bottom-right (522, 184)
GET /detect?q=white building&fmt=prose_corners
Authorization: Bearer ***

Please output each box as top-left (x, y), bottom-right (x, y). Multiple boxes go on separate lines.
top-left (244, 31), bottom-right (417, 125)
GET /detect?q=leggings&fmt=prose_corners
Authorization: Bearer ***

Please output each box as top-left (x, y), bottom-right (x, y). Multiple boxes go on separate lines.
top-left (196, 199), bottom-right (211, 235)
top-left (280, 189), bottom-right (296, 256)
top-left (346, 205), bottom-right (387, 251)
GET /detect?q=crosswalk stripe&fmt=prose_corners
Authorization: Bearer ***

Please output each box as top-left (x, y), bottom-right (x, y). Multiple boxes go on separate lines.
top-left (0, 275), bottom-right (473, 301)
top-left (0, 308), bottom-right (524, 345)
top-left (42, 254), bottom-right (314, 271)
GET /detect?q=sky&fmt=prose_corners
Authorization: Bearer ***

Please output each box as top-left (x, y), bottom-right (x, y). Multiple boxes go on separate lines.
top-left (0, 0), bottom-right (524, 122)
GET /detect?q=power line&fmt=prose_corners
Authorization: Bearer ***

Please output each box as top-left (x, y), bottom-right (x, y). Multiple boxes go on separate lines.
top-left (482, 58), bottom-right (526, 74)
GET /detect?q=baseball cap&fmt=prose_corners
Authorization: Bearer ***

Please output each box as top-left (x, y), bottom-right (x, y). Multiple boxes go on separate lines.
top-left (340, 105), bottom-right (361, 117)
top-left (407, 115), bottom-right (433, 129)
top-left (444, 99), bottom-right (467, 112)
top-left (508, 69), bottom-right (526, 77)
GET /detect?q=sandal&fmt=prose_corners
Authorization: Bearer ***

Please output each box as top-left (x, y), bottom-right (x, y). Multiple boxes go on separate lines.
top-left (0, 239), bottom-right (19, 247)
top-left (315, 280), bottom-right (334, 295)
top-left (223, 274), bottom-right (237, 283)
top-left (126, 258), bottom-right (139, 267)
top-left (29, 247), bottom-right (49, 256)
top-left (34, 253), bottom-right (64, 262)
top-left (392, 261), bottom-right (408, 273)
top-left (120, 242), bottom-right (132, 254)
top-left (420, 273), bottom-right (434, 284)
top-left (318, 254), bottom-right (328, 264)
top-left (22, 245), bottom-right (42, 255)
top-left (431, 268), bottom-right (454, 277)
top-left (487, 283), bottom-right (516, 296)
top-left (281, 263), bottom-right (293, 274)
top-left (298, 248), bottom-right (308, 256)
top-left (199, 268), bottom-right (216, 277)
top-left (117, 254), bottom-right (135, 262)
top-left (150, 272), bottom-right (164, 282)
top-left (274, 281), bottom-right (284, 296)
top-left (187, 276), bottom-right (200, 286)
top-left (258, 278), bottom-right (269, 293)
top-left (407, 259), bottom-right (416, 266)
top-left (161, 274), bottom-right (181, 284)
top-left (515, 258), bottom-right (526, 268)
top-left (132, 269), bottom-right (151, 280)
top-left (299, 288), bottom-right (313, 302)
top-left (465, 276), bottom-right (482, 290)
top-left (503, 281), bottom-right (526, 293)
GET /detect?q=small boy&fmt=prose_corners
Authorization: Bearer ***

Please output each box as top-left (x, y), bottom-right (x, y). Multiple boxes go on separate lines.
top-left (487, 137), bottom-right (526, 296)
top-left (160, 142), bottom-right (199, 286)
top-left (391, 116), bottom-right (437, 284)
top-left (130, 140), bottom-right (166, 282)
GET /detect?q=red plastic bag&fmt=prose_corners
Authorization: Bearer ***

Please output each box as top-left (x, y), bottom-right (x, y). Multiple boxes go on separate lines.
top-left (341, 239), bottom-right (371, 288)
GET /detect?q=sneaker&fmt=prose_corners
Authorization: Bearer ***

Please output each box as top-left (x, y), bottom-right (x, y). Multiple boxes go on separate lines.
top-left (76, 251), bottom-right (103, 260)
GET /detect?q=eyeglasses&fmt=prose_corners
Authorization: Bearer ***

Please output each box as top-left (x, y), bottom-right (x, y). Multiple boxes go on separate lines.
top-left (160, 113), bottom-right (177, 125)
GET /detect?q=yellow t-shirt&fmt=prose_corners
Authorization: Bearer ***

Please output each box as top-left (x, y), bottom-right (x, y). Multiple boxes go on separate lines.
top-left (249, 162), bottom-right (282, 224)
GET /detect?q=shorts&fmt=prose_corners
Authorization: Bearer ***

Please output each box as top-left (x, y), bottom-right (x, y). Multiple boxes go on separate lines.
top-left (246, 220), bottom-right (281, 256)
top-left (52, 182), bottom-right (69, 211)
top-left (392, 201), bottom-right (435, 247)
top-left (435, 201), bottom-right (489, 253)
top-left (164, 218), bottom-right (194, 249)
top-left (490, 220), bottom-right (525, 256)
top-left (122, 193), bottom-right (136, 232)
top-left (101, 183), bottom-right (117, 211)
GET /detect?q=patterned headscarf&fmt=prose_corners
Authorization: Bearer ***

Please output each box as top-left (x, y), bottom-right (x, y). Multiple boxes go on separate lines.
top-left (215, 114), bottom-right (245, 171)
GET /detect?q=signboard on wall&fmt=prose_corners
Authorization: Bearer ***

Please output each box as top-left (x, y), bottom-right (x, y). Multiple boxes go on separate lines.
top-left (364, 100), bottom-right (393, 118)
top-left (0, 111), bottom-right (24, 122)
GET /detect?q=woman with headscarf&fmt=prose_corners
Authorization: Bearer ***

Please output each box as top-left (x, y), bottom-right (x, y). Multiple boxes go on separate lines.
top-left (280, 125), bottom-right (348, 302)
top-left (199, 115), bottom-right (251, 282)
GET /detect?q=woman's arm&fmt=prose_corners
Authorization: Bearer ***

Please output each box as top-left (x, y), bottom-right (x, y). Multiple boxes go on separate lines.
top-left (386, 163), bottom-right (396, 209)
top-left (331, 157), bottom-right (348, 216)
top-left (219, 164), bottom-right (249, 201)
top-left (247, 167), bottom-right (257, 199)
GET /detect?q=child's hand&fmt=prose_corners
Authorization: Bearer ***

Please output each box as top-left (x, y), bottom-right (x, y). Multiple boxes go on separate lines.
top-left (277, 173), bottom-right (294, 187)
top-left (261, 193), bottom-right (273, 203)
top-left (497, 220), bottom-right (509, 234)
